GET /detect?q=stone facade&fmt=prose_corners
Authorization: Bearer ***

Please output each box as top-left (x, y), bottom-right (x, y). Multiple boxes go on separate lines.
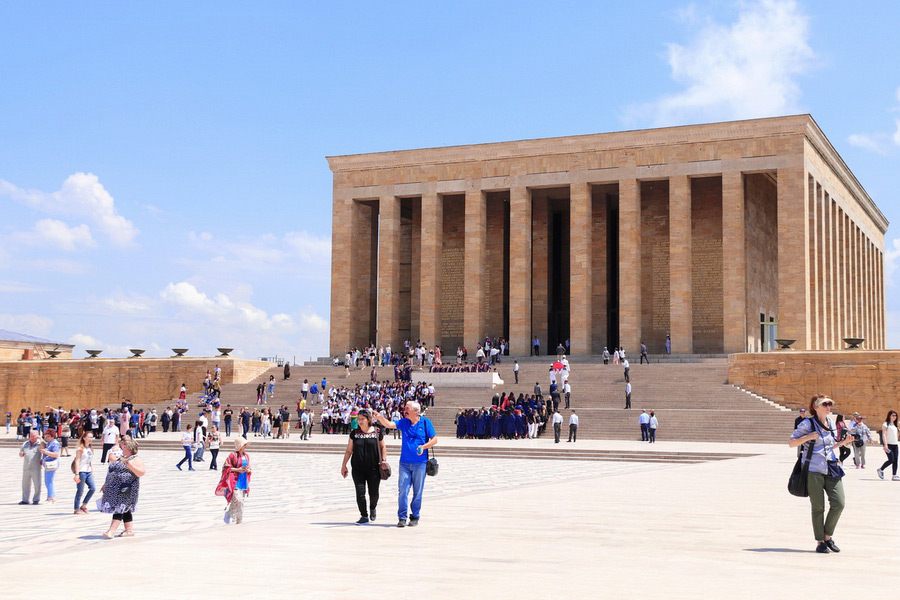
top-left (327, 115), bottom-right (888, 356)
top-left (729, 351), bottom-right (900, 420)
top-left (0, 357), bottom-right (272, 416)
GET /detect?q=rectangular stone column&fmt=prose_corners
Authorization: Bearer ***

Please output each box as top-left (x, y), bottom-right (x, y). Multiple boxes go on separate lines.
top-left (329, 196), bottom-right (353, 356)
top-left (419, 190), bottom-right (442, 348)
top-left (669, 175), bottom-right (692, 353)
top-left (619, 179), bottom-right (641, 353)
top-left (776, 167), bottom-right (811, 348)
top-left (377, 195), bottom-right (401, 350)
top-left (569, 181), bottom-right (592, 355)
top-left (721, 172), bottom-right (746, 353)
top-left (463, 187), bottom-right (486, 348)
top-left (509, 186), bottom-right (532, 355)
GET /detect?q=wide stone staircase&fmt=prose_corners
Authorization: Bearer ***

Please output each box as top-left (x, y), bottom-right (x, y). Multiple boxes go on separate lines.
top-left (196, 355), bottom-right (795, 444)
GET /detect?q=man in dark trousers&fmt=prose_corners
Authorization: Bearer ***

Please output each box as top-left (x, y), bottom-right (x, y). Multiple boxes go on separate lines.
top-left (513, 360), bottom-right (519, 384)
top-left (640, 342), bottom-right (649, 364)
top-left (625, 382), bottom-right (632, 409)
top-left (552, 410), bottom-right (562, 443)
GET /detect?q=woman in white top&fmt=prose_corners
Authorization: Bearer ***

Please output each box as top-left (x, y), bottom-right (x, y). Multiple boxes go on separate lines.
top-left (73, 431), bottom-right (96, 514)
top-left (176, 424), bottom-right (195, 471)
top-left (876, 410), bottom-right (899, 480)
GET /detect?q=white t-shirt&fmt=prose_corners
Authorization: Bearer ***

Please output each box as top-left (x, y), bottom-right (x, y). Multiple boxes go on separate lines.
top-left (181, 431), bottom-right (192, 446)
top-left (884, 423), bottom-right (899, 445)
top-left (102, 425), bottom-right (119, 444)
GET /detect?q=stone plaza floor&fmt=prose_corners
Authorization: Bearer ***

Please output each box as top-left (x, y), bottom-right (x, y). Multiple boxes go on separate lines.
top-left (0, 432), bottom-right (895, 597)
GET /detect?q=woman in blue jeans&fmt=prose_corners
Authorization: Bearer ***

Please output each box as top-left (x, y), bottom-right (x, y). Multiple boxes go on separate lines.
top-left (176, 424), bottom-right (195, 471)
top-left (73, 431), bottom-right (96, 514)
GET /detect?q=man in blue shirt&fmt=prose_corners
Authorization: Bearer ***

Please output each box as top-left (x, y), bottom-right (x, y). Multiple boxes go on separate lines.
top-left (374, 401), bottom-right (437, 527)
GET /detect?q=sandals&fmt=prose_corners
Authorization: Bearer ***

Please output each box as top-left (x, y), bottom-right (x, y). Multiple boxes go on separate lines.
top-left (116, 531), bottom-right (134, 537)
top-left (102, 531), bottom-right (115, 539)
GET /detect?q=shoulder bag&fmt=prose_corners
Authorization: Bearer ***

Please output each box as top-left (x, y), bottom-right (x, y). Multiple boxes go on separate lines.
top-left (423, 418), bottom-right (439, 477)
top-left (788, 419), bottom-right (816, 497)
top-left (788, 441), bottom-right (814, 497)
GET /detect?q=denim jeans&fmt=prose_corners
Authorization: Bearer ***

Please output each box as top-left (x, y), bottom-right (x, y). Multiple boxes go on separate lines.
top-left (397, 461), bottom-right (427, 520)
top-left (74, 471), bottom-right (96, 510)
top-left (177, 446), bottom-right (193, 469)
top-left (193, 445), bottom-right (205, 461)
top-left (44, 468), bottom-right (57, 499)
top-left (225, 421), bottom-right (232, 436)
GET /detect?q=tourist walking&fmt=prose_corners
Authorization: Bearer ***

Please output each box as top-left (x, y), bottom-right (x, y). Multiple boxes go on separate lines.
top-left (849, 414), bottom-right (873, 469)
top-left (648, 411), bottom-right (658, 442)
top-left (341, 409), bottom-right (387, 524)
top-left (640, 342), bottom-right (649, 364)
top-left (207, 424), bottom-right (221, 470)
top-left (98, 436), bottom-right (145, 538)
top-left (216, 437), bottom-right (251, 524)
top-left (373, 401), bottom-right (437, 527)
top-left (552, 409), bottom-right (562, 443)
top-left (41, 428), bottom-right (61, 503)
top-left (101, 420), bottom-right (119, 463)
top-left (19, 430), bottom-right (43, 505)
top-left (176, 424), bottom-right (195, 471)
top-left (73, 431), bottom-right (96, 514)
top-left (639, 410), bottom-right (650, 441)
top-left (567, 411), bottom-right (578, 442)
top-left (877, 410), bottom-right (900, 481)
top-left (789, 394), bottom-right (854, 553)
top-left (624, 382), bottom-right (632, 409)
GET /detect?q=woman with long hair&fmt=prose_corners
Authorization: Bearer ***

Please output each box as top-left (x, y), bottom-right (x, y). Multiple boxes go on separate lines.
top-left (789, 394), bottom-right (855, 553)
top-left (73, 431), bottom-right (96, 514)
top-left (98, 436), bottom-right (145, 538)
top-left (340, 409), bottom-right (387, 525)
top-left (877, 410), bottom-right (899, 480)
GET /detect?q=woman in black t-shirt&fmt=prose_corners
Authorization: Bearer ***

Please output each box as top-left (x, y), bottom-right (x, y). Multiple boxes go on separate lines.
top-left (341, 409), bottom-right (386, 525)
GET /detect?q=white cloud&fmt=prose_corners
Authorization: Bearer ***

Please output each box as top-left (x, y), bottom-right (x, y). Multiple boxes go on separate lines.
top-left (0, 280), bottom-right (44, 293)
top-left (0, 314), bottom-right (54, 337)
top-left (68, 333), bottom-right (133, 357)
top-left (10, 218), bottom-right (96, 251)
top-left (161, 281), bottom-right (294, 331)
top-left (101, 291), bottom-right (154, 314)
top-left (284, 231), bottom-right (332, 262)
top-left (886, 237), bottom-right (900, 289)
top-left (0, 173), bottom-right (138, 247)
top-left (847, 133), bottom-right (889, 155)
top-left (633, 0), bottom-right (814, 126)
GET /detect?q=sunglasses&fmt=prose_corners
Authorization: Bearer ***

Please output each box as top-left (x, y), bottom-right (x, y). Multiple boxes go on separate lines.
top-left (820, 402), bottom-right (834, 407)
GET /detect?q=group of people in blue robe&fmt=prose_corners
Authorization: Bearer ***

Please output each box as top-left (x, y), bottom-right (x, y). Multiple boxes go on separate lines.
top-left (455, 400), bottom-right (550, 440)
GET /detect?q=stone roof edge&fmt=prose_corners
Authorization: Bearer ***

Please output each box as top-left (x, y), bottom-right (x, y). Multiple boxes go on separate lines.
top-left (803, 116), bottom-right (889, 234)
top-left (326, 114), bottom-right (811, 173)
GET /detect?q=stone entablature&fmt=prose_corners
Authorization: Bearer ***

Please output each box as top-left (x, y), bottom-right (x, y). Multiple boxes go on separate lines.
top-left (328, 115), bottom-right (888, 357)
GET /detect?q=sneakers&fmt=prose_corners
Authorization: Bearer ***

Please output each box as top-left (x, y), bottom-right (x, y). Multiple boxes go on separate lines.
top-left (397, 519), bottom-right (407, 528)
top-left (408, 518), bottom-right (419, 527)
top-left (356, 516), bottom-right (369, 525)
top-left (877, 468), bottom-right (884, 479)
top-left (369, 508), bottom-right (376, 522)
top-left (176, 464), bottom-right (182, 471)
top-left (815, 542), bottom-right (830, 554)
top-left (188, 467), bottom-right (196, 471)
top-left (893, 476), bottom-right (900, 481)
top-left (223, 511), bottom-right (230, 524)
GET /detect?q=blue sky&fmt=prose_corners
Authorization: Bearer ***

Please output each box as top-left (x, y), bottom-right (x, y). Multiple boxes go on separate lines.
top-left (1, 0), bottom-right (898, 361)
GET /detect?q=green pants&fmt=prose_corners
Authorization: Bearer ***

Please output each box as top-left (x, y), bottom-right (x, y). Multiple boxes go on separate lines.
top-left (807, 472), bottom-right (845, 541)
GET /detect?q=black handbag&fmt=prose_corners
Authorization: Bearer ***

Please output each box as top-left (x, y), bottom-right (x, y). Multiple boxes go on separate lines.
top-left (788, 437), bottom-right (815, 497)
top-left (379, 460), bottom-right (392, 480)
top-left (422, 418), bottom-right (438, 476)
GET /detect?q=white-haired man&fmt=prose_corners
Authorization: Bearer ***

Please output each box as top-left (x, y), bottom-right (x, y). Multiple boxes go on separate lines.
top-left (374, 401), bottom-right (437, 527)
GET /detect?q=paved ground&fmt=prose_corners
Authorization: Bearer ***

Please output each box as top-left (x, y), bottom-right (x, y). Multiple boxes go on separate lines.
top-left (0, 432), bottom-right (895, 597)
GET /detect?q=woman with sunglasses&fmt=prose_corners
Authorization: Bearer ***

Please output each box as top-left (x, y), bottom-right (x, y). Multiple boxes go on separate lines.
top-left (789, 394), bottom-right (855, 554)
top-left (876, 410), bottom-right (900, 481)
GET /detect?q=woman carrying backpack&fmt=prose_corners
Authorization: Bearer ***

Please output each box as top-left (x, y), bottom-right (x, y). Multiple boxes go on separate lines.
top-left (789, 394), bottom-right (856, 554)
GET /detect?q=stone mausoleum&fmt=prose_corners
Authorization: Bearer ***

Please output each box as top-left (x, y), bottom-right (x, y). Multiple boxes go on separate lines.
top-left (328, 115), bottom-right (887, 357)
